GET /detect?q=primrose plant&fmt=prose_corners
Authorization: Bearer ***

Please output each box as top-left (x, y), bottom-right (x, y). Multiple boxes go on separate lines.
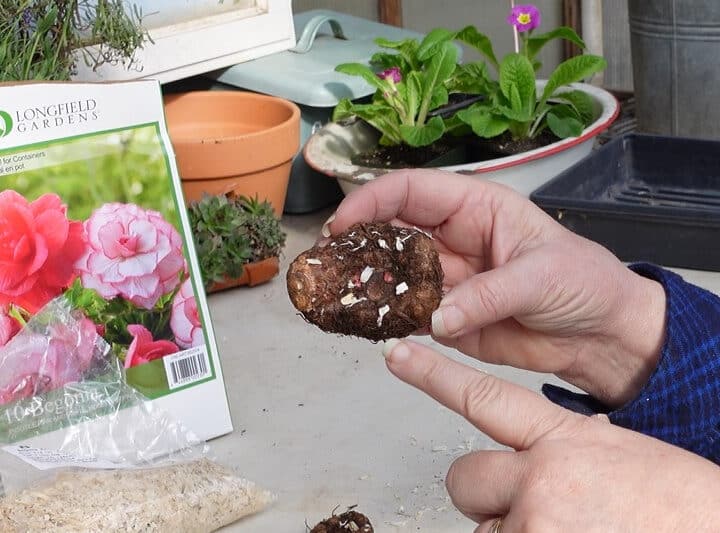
top-left (455, 4), bottom-right (607, 141)
top-left (332, 3), bottom-right (606, 148)
top-left (332, 28), bottom-right (466, 148)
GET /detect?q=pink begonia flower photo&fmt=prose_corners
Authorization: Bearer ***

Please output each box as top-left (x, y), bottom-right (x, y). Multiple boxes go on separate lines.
top-left (75, 203), bottom-right (186, 310)
top-left (124, 324), bottom-right (179, 368)
top-left (170, 278), bottom-right (203, 349)
top-left (0, 316), bottom-right (99, 405)
top-left (0, 191), bottom-right (86, 313)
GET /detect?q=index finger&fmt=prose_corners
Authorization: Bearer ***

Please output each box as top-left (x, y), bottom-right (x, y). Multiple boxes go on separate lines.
top-left (382, 339), bottom-right (575, 451)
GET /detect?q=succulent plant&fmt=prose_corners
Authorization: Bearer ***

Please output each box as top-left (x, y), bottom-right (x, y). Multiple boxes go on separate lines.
top-left (187, 194), bottom-right (286, 289)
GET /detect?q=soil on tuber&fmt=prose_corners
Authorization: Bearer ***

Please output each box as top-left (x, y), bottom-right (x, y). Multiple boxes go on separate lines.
top-left (287, 222), bottom-right (443, 342)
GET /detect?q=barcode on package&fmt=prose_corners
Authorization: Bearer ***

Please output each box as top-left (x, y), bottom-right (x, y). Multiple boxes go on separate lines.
top-left (163, 347), bottom-right (211, 389)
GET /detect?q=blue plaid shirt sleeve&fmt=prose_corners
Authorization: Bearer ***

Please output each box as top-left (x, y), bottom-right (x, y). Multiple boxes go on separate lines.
top-left (542, 263), bottom-right (720, 464)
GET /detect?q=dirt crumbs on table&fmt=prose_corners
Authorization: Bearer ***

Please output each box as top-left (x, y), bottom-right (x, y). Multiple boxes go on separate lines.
top-left (0, 459), bottom-right (273, 532)
top-left (287, 222), bottom-right (443, 341)
top-left (310, 509), bottom-right (374, 532)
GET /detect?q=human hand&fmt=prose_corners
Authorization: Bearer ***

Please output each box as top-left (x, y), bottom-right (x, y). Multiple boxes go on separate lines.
top-left (324, 169), bottom-right (666, 406)
top-left (382, 338), bottom-right (720, 532)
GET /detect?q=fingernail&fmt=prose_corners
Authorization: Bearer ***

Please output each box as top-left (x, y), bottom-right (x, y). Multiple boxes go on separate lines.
top-left (321, 213), bottom-right (336, 238)
top-left (431, 306), bottom-right (465, 337)
top-left (382, 338), bottom-right (410, 362)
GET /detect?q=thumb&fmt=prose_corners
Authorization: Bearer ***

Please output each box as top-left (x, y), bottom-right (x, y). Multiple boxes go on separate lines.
top-left (382, 339), bottom-right (574, 451)
top-left (431, 253), bottom-right (544, 338)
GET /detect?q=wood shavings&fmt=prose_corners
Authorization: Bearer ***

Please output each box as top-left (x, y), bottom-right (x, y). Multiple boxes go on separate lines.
top-left (306, 258), bottom-right (322, 265)
top-left (0, 459), bottom-right (273, 533)
top-left (360, 267), bottom-right (374, 283)
top-left (350, 238), bottom-right (367, 252)
top-left (340, 293), bottom-right (367, 307)
top-left (395, 282), bottom-right (408, 295)
top-left (377, 305), bottom-right (390, 326)
top-left (412, 227), bottom-right (433, 239)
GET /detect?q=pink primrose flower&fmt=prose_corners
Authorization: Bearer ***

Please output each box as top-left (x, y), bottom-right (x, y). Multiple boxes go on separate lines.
top-left (170, 278), bottom-right (203, 349)
top-left (507, 4), bottom-right (541, 33)
top-left (378, 67), bottom-right (402, 84)
top-left (76, 203), bottom-right (186, 310)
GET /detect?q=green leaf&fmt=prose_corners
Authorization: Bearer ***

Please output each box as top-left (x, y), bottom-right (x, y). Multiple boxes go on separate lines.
top-left (424, 40), bottom-right (459, 89)
top-left (428, 85), bottom-right (449, 111)
top-left (125, 359), bottom-right (170, 399)
top-left (447, 61), bottom-right (494, 95)
top-left (335, 101), bottom-right (396, 122)
top-left (456, 106), bottom-right (510, 138)
top-left (550, 89), bottom-right (596, 125)
top-left (335, 62), bottom-right (388, 93)
top-left (417, 27), bottom-right (456, 61)
top-left (370, 51), bottom-right (411, 72)
top-left (416, 40), bottom-right (458, 124)
top-left (546, 106), bottom-right (584, 138)
top-left (404, 71), bottom-right (423, 121)
top-left (540, 54), bottom-right (607, 107)
top-left (443, 113), bottom-right (473, 137)
top-left (343, 103), bottom-right (403, 144)
top-left (373, 37), bottom-right (420, 70)
top-left (399, 115), bottom-right (446, 147)
top-left (497, 103), bottom-right (534, 122)
top-left (455, 25), bottom-right (499, 70)
top-left (375, 36), bottom-right (418, 51)
top-left (332, 98), bottom-right (355, 121)
top-left (36, 6), bottom-right (58, 35)
top-left (526, 27), bottom-right (587, 59)
top-left (499, 53), bottom-right (536, 121)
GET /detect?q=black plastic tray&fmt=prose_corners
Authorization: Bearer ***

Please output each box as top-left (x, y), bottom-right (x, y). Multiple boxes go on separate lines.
top-left (530, 134), bottom-right (720, 271)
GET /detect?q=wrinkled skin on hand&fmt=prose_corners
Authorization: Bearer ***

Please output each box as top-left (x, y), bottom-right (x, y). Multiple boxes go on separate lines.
top-left (383, 339), bottom-right (720, 533)
top-left (324, 170), bottom-right (666, 407)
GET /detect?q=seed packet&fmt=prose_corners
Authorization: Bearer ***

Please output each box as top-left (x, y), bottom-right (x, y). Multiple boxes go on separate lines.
top-left (0, 81), bottom-right (232, 441)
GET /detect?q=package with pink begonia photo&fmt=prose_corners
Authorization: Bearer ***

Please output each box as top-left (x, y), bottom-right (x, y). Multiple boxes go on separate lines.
top-left (0, 81), bottom-right (232, 445)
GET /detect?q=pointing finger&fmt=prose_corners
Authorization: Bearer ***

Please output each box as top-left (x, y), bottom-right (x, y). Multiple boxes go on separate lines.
top-left (382, 339), bottom-right (575, 451)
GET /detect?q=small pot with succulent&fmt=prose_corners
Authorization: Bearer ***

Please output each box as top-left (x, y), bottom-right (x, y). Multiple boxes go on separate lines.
top-left (304, 3), bottom-right (618, 196)
top-left (0, 0), bottom-right (148, 81)
top-left (188, 194), bottom-right (286, 293)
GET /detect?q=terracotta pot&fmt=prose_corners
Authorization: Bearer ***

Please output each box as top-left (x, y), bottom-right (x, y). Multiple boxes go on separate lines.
top-left (206, 257), bottom-right (280, 293)
top-left (304, 82), bottom-right (619, 197)
top-left (164, 91), bottom-right (301, 216)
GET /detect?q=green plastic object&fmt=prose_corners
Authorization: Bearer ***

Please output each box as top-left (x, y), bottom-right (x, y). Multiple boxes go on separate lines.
top-left (211, 9), bottom-right (424, 107)
top-left (207, 10), bottom-right (426, 214)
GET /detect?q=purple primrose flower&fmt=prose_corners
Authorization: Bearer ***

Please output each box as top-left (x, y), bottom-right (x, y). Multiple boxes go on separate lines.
top-left (377, 67), bottom-right (402, 84)
top-left (507, 4), bottom-right (541, 33)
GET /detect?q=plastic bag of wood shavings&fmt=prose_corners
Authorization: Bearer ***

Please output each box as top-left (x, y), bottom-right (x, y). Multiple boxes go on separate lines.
top-left (0, 297), bottom-right (273, 532)
top-left (0, 459), bottom-right (274, 532)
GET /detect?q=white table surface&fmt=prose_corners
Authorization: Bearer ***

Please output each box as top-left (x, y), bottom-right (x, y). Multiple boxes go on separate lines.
top-left (209, 196), bottom-right (720, 532)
